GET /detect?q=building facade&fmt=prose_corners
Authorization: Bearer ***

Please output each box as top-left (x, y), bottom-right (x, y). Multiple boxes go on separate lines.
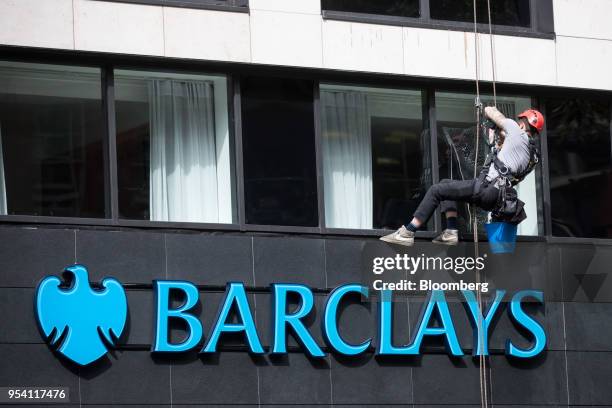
top-left (0, 0), bottom-right (611, 406)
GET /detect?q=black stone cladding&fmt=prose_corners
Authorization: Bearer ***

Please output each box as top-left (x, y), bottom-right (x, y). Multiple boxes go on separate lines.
top-left (0, 224), bottom-right (610, 407)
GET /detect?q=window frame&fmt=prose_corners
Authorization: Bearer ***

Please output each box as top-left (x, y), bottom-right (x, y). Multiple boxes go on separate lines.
top-left (95, 0), bottom-right (249, 13)
top-left (322, 0), bottom-right (555, 40)
top-left (2, 48), bottom-right (612, 243)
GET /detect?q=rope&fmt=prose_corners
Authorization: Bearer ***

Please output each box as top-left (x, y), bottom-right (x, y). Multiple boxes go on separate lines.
top-left (472, 1), bottom-right (497, 407)
top-left (487, 0), bottom-right (498, 105)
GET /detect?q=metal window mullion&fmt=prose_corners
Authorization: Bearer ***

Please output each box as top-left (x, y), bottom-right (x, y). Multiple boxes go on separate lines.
top-left (313, 82), bottom-right (325, 232)
top-left (529, 0), bottom-right (538, 32)
top-left (426, 86), bottom-right (441, 232)
top-left (102, 66), bottom-right (119, 223)
top-left (536, 97), bottom-right (553, 237)
top-left (232, 76), bottom-right (247, 230)
top-left (419, 0), bottom-right (430, 22)
top-left (609, 100), bottom-right (612, 168)
top-left (227, 75), bottom-right (239, 225)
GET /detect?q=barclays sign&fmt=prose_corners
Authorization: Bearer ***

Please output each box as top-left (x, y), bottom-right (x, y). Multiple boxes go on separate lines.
top-left (35, 264), bottom-right (546, 366)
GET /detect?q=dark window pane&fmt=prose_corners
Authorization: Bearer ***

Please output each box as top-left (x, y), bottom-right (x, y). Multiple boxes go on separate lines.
top-left (430, 0), bottom-right (531, 27)
top-left (320, 86), bottom-right (429, 230)
top-left (115, 70), bottom-right (234, 223)
top-left (0, 61), bottom-right (105, 218)
top-left (546, 98), bottom-right (612, 238)
top-left (436, 92), bottom-right (542, 235)
top-left (322, 0), bottom-right (419, 18)
top-left (241, 77), bottom-right (318, 227)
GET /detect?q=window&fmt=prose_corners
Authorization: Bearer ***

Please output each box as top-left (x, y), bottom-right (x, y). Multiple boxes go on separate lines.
top-left (322, 0), bottom-right (554, 37)
top-left (321, 0), bottom-right (419, 18)
top-left (546, 98), bottom-right (612, 238)
top-left (0, 61), bottom-right (106, 218)
top-left (435, 92), bottom-right (542, 235)
top-left (114, 70), bottom-right (234, 223)
top-left (321, 85), bottom-right (429, 230)
top-left (241, 77), bottom-right (318, 227)
top-left (430, 0), bottom-right (530, 27)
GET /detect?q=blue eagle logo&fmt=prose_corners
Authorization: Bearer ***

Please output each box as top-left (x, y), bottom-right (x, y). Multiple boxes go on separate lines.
top-left (35, 265), bottom-right (127, 366)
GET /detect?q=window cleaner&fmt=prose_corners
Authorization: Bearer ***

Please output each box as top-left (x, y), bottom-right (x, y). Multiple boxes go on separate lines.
top-left (379, 106), bottom-right (544, 247)
top-left (480, 106), bottom-right (542, 252)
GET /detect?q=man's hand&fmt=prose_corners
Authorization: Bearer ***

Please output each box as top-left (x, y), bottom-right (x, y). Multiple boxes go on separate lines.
top-left (484, 106), bottom-right (507, 130)
top-left (488, 128), bottom-right (506, 149)
top-left (488, 128), bottom-right (496, 145)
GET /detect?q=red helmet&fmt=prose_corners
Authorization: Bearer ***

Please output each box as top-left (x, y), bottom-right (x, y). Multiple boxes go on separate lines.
top-left (517, 109), bottom-right (544, 133)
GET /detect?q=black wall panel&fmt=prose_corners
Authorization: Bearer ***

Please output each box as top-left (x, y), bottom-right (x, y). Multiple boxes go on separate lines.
top-left (1, 225), bottom-right (611, 406)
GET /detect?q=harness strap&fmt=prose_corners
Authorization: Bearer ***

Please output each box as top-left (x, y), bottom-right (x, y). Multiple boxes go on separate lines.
top-left (479, 135), bottom-right (540, 186)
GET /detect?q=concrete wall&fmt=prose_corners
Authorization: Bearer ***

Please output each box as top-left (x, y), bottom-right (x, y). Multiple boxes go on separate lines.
top-left (1, 224), bottom-right (611, 406)
top-left (1, 0), bottom-right (612, 91)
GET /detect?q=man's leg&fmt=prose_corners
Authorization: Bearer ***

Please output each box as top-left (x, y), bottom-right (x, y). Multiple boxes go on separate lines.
top-left (439, 180), bottom-right (459, 230)
top-left (410, 179), bottom-right (476, 228)
top-left (381, 179), bottom-right (476, 246)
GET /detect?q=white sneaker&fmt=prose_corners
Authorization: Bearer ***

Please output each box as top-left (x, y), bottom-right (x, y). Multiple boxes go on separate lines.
top-left (380, 226), bottom-right (415, 247)
top-left (432, 229), bottom-right (459, 245)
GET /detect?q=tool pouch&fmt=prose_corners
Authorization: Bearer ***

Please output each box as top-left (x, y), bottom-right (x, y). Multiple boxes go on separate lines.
top-left (492, 184), bottom-right (527, 224)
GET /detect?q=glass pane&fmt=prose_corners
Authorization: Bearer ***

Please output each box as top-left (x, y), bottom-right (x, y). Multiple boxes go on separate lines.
top-left (436, 92), bottom-right (542, 235)
top-left (321, 85), bottom-right (429, 230)
top-left (0, 61), bottom-right (105, 218)
top-left (115, 70), bottom-right (234, 223)
top-left (322, 0), bottom-right (419, 18)
top-left (546, 98), bottom-right (612, 238)
top-left (430, 0), bottom-right (531, 27)
top-left (241, 77), bottom-right (318, 227)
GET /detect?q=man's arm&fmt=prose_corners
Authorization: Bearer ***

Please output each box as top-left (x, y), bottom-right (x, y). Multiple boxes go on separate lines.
top-left (484, 106), bottom-right (507, 129)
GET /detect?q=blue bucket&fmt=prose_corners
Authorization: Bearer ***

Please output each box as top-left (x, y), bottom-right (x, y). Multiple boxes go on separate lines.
top-left (485, 222), bottom-right (518, 254)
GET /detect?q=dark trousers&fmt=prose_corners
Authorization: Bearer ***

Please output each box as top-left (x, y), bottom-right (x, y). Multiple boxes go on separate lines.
top-left (413, 178), bottom-right (500, 224)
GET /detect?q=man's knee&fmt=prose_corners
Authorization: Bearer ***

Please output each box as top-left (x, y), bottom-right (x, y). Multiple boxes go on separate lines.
top-left (429, 183), bottom-right (443, 197)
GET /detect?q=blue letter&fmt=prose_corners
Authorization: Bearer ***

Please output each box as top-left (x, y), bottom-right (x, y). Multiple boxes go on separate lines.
top-left (323, 284), bottom-right (371, 355)
top-left (202, 282), bottom-right (263, 354)
top-left (153, 280), bottom-right (203, 353)
top-left (272, 284), bottom-right (325, 358)
top-left (378, 290), bottom-right (463, 356)
top-left (377, 290), bottom-right (417, 354)
top-left (462, 290), bottom-right (505, 356)
top-left (506, 290), bottom-right (546, 358)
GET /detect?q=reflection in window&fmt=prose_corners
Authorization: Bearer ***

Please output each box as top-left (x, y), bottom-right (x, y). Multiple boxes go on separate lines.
top-left (241, 77), bottom-right (318, 227)
top-left (114, 70), bottom-right (234, 223)
top-left (321, 85), bottom-right (429, 230)
top-left (546, 98), bottom-right (612, 238)
top-left (436, 92), bottom-right (542, 235)
top-left (322, 0), bottom-right (419, 18)
top-left (430, 0), bottom-right (531, 27)
top-left (0, 61), bottom-right (105, 217)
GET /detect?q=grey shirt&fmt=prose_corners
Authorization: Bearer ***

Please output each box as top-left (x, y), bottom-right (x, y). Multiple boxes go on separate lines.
top-left (486, 118), bottom-right (531, 184)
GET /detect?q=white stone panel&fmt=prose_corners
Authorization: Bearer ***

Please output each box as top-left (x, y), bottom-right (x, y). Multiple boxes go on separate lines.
top-left (74, 0), bottom-right (164, 56)
top-left (492, 35), bottom-right (556, 86)
top-left (249, 0), bottom-right (320, 15)
top-left (0, 0), bottom-right (74, 49)
top-left (164, 7), bottom-right (251, 62)
top-left (323, 20), bottom-right (404, 74)
top-left (403, 27), bottom-right (476, 81)
top-left (250, 10), bottom-right (322, 67)
top-left (556, 36), bottom-right (612, 90)
top-left (554, 0), bottom-right (612, 40)
top-left (403, 27), bottom-right (556, 86)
